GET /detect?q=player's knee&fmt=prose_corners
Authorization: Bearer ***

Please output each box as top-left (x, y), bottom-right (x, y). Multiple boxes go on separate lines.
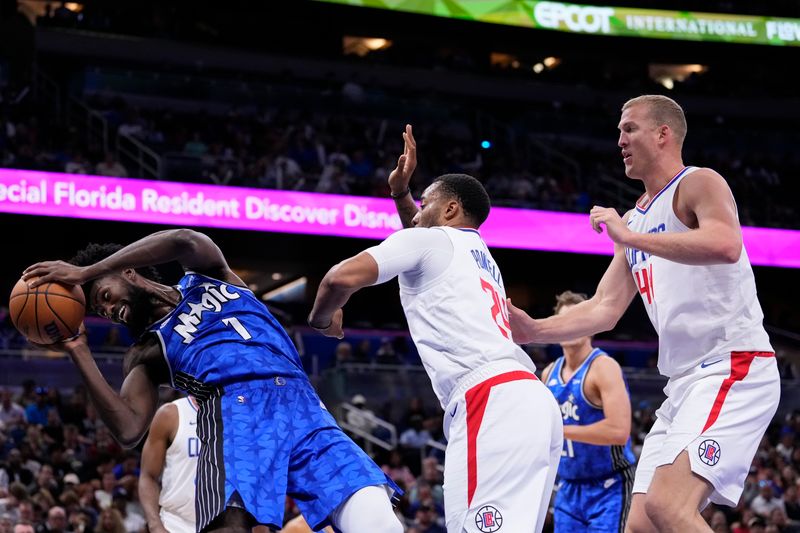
top-left (643, 493), bottom-right (683, 528)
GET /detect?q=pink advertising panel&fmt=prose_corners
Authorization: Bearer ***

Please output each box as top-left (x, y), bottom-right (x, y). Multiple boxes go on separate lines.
top-left (2, 169), bottom-right (798, 268)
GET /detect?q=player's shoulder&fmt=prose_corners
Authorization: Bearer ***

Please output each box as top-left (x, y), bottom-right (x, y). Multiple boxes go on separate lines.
top-left (154, 401), bottom-right (179, 421)
top-left (680, 166), bottom-right (731, 190)
top-left (540, 361), bottom-right (556, 383)
top-left (148, 401), bottom-right (179, 440)
top-left (677, 167), bottom-right (735, 205)
top-left (586, 352), bottom-right (624, 382)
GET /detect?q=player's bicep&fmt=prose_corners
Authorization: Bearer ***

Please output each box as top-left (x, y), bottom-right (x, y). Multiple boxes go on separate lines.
top-left (594, 245), bottom-right (637, 322)
top-left (119, 364), bottom-right (160, 445)
top-left (174, 230), bottom-right (245, 287)
top-left (140, 404), bottom-right (175, 478)
top-left (595, 358), bottom-right (631, 434)
top-left (540, 363), bottom-right (555, 383)
top-left (684, 171), bottom-right (742, 250)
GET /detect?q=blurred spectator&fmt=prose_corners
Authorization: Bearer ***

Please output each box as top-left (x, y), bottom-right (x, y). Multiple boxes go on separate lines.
top-left (95, 508), bottom-right (124, 533)
top-left (399, 415), bottom-right (432, 449)
top-left (333, 342), bottom-right (352, 366)
top-left (345, 395), bottom-right (377, 435)
top-left (375, 338), bottom-right (400, 365)
top-left (13, 523), bottom-right (34, 533)
top-left (94, 154), bottom-right (127, 178)
top-left (0, 391), bottom-right (25, 427)
top-left (36, 506), bottom-right (67, 533)
top-left (25, 390), bottom-right (51, 427)
top-left (409, 503), bottom-right (446, 533)
top-left (751, 480), bottom-right (785, 518)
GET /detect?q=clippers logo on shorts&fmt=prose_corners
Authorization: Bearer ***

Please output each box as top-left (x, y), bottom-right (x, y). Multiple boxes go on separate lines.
top-left (475, 505), bottom-right (503, 532)
top-left (698, 439), bottom-right (721, 466)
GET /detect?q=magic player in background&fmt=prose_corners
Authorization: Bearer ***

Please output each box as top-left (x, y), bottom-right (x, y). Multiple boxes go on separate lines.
top-left (541, 291), bottom-right (635, 533)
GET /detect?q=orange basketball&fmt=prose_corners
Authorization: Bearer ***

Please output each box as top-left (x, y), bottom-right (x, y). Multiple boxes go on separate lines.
top-left (8, 278), bottom-right (85, 345)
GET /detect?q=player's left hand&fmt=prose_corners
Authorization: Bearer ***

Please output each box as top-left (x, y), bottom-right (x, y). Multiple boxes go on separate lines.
top-left (310, 309), bottom-right (344, 339)
top-left (590, 206), bottom-right (631, 245)
top-left (22, 260), bottom-right (88, 288)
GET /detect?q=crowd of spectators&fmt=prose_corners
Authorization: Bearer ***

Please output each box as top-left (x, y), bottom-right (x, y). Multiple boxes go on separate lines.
top-left (2, 82), bottom-right (797, 229)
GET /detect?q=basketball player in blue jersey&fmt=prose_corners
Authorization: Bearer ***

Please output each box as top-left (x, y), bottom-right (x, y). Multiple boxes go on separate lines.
top-left (541, 291), bottom-right (635, 533)
top-left (22, 229), bottom-right (403, 533)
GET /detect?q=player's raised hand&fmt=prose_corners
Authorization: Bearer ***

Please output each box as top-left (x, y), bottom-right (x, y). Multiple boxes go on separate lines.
top-left (23, 260), bottom-right (88, 288)
top-left (387, 124), bottom-right (417, 195)
top-left (590, 206), bottom-right (631, 245)
top-left (507, 298), bottom-right (537, 345)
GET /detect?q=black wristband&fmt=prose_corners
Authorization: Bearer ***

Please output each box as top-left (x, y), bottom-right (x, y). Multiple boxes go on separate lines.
top-left (390, 187), bottom-right (411, 199)
top-left (307, 316), bottom-right (332, 330)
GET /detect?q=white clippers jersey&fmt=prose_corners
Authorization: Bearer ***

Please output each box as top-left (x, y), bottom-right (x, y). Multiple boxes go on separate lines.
top-left (625, 166), bottom-right (772, 378)
top-left (159, 397), bottom-right (200, 523)
top-left (367, 226), bottom-right (536, 407)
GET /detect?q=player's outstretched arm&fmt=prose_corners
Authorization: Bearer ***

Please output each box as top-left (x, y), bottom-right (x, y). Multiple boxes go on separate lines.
top-left (388, 124), bottom-right (420, 228)
top-left (49, 333), bottom-right (161, 447)
top-left (24, 229), bottom-right (244, 288)
top-left (308, 252), bottom-right (380, 338)
top-left (139, 403), bottom-right (178, 533)
top-left (590, 169), bottom-right (742, 265)
top-left (508, 244), bottom-right (636, 344)
top-left (563, 356), bottom-right (631, 446)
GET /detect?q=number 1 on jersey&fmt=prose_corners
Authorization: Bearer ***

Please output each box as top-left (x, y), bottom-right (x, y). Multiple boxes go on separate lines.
top-left (222, 317), bottom-right (252, 340)
top-left (562, 439), bottom-right (575, 458)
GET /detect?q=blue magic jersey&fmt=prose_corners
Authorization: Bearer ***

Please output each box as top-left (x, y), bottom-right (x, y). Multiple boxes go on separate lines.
top-left (148, 272), bottom-right (307, 391)
top-left (547, 349), bottom-right (635, 481)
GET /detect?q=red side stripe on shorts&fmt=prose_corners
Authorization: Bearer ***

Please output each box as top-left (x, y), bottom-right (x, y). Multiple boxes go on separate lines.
top-left (701, 351), bottom-right (774, 434)
top-left (465, 370), bottom-right (538, 507)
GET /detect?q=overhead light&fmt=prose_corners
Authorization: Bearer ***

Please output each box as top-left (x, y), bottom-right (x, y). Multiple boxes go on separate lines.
top-left (543, 56), bottom-right (561, 68)
top-left (659, 78), bottom-right (675, 90)
top-left (271, 273), bottom-right (283, 281)
top-left (262, 277), bottom-right (308, 303)
top-left (343, 36), bottom-right (393, 57)
top-left (533, 63), bottom-right (545, 74)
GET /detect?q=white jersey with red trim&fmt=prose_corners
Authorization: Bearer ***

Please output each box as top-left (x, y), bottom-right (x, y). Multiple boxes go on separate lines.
top-left (625, 166), bottom-right (772, 378)
top-left (159, 397), bottom-right (200, 525)
top-left (365, 226), bottom-right (536, 407)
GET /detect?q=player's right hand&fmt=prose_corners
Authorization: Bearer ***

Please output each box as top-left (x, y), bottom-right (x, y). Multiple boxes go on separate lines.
top-left (22, 260), bottom-right (88, 288)
top-left (507, 299), bottom-right (536, 345)
top-left (387, 124), bottom-right (417, 195)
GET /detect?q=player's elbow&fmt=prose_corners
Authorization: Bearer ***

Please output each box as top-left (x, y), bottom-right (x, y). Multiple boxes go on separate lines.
top-left (115, 426), bottom-right (147, 449)
top-left (610, 429), bottom-right (630, 446)
top-left (323, 262), bottom-right (364, 292)
top-left (172, 228), bottom-right (209, 253)
top-left (718, 239), bottom-right (742, 264)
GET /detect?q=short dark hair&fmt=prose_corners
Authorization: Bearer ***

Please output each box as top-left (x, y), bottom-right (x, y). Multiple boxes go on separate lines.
top-left (432, 173), bottom-right (491, 226)
top-left (69, 243), bottom-right (161, 302)
top-left (554, 290), bottom-right (588, 314)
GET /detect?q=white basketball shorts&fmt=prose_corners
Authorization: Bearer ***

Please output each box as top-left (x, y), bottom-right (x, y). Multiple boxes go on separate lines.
top-left (443, 360), bottom-right (563, 533)
top-left (160, 509), bottom-right (196, 533)
top-left (632, 351), bottom-right (780, 507)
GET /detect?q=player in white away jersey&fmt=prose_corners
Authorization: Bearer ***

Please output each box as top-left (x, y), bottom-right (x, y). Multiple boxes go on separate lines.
top-left (308, 126), bottom-right (562, 533)
top-left (139, 396), bottom-right (200, 533)
top-left (508, 95), bottom-right (779, 533)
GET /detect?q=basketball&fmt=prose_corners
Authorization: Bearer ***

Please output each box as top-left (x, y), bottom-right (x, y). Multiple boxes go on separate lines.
top-left (8, 278), bottom-right (85, 345)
